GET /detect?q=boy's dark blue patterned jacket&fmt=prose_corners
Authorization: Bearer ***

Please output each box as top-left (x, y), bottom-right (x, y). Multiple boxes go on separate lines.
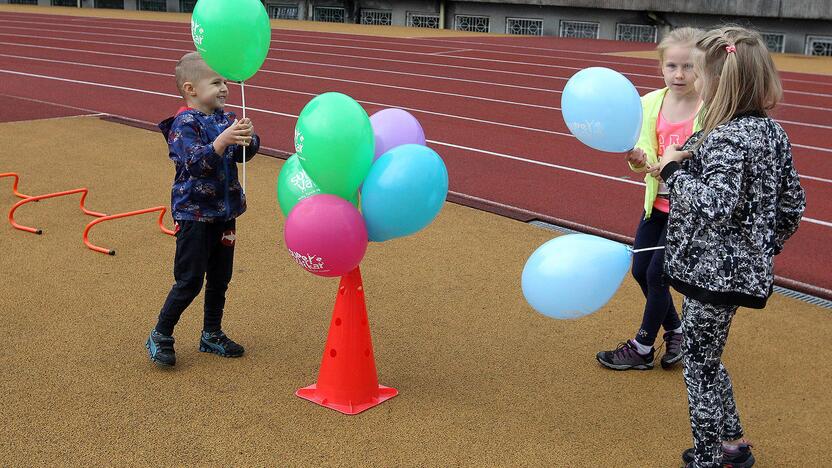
top-left (159, 108), bottom-right (259, 222)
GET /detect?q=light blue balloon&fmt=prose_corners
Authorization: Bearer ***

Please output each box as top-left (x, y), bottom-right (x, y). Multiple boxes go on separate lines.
top-left (521, 234), bottom-right (632, 319)
top-left (361, 144), bottom-right (449, 242)
top-left (561, 67), bottom-right (642, 153)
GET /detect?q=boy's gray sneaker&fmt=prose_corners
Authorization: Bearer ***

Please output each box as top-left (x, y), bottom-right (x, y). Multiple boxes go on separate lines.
top-left (596, 340), bottom-right (654, 370)
top-left (661, 330), bottom-right (684, 369)
top-left (199, 330), bottom-right (244, 358)
top-left (146, 329), bottom-right (176, 367)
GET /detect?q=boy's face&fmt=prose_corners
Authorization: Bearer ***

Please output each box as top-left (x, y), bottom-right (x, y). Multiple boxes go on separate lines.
top-left (184, 68), bottom-right (228, 112)
top-left (662, 45), bottom-right (697, 97)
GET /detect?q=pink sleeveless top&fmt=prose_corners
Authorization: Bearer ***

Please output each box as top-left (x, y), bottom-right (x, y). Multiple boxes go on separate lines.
top-left (654, 110), bottom-right (697, 213)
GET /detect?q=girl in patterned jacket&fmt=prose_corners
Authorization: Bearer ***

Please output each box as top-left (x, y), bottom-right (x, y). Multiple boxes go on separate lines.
top-left (658, 26), bottom-right (806, 468)
top-left (597, 27), bottom-right (703, 372)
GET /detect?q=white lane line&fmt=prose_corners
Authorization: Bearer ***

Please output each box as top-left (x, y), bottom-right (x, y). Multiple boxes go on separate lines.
top-left (3, 54), bottom-right (832, 156)
top-left (428, 140), bottom-right (645, 186)
top-left (2, 70), bottom-right (829, 228)
top-left (3, 49), bottom-right (832, 154)
top-left (803, 174), bottom-right (832, 184)
top-left (2, 25), bottom-right (832, 100)
top-left (429, 48), bottom-right (474, 56)
top-left (0, 40), bottom-right (575, 95)
top-left (2, 16), bottom-right (831, 88)
top-left (2, 35), bottom-right (831, 128)
top-left (21, 60), bottom-right (831, 158)
top-left (793, 143), bottom-right (832, 153)
top-left (2, 29), bottom-right (831, 113)
top-left (805, 217), bottom-right (832, 228)
top-left (0, 52), bottom-right (561, 111)
top-left (0, 64), bottom-right (577, 138)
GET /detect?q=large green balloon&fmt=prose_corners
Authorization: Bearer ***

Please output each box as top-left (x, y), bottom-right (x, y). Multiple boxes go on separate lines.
top-left (294, 93), bottom-right (375, 200)
top-left (277, 154), bottom-right (359, 217)
top-left (191, 0), bottom-right (271, 82)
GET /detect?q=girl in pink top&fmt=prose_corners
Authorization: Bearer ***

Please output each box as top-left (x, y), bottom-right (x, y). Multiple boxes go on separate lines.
top-left (654, 110), bottom-right (699, 213)
top-left (597, 28), bottom-right (702, 371)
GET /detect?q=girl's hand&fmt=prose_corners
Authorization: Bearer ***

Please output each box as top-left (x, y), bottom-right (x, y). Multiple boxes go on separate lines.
top-left (626, 147), bottom-right (647, 169)
top-left (647, 163), bottom-right (661, 179)
top-left (659, 145), bottom-right (692, 173)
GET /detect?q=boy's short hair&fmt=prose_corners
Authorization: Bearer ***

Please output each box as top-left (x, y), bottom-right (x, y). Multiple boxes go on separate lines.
top-left (175, 52), bottom-right (212, 95)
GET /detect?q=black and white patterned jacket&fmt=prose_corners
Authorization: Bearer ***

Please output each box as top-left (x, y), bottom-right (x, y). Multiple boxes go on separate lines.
top-left (660, 114), bottom-right (806, 309)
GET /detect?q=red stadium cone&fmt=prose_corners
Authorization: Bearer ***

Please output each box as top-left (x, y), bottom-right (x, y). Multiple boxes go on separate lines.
top-left (296, 266), bottom-right (397, 415)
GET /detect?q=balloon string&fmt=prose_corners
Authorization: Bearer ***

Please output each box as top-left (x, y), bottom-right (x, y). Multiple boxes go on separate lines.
top-left (631, 246), bottom-right (666, 253)
top-left (241, 80), bottom-right (247, 194)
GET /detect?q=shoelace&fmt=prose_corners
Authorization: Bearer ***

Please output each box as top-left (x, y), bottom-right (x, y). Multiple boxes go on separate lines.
top-left (613, 342), bottom-right (637, 358)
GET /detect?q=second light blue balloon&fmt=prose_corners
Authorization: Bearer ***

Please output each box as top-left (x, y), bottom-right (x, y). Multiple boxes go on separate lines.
top-left (521, 234), bottom-right (631, 319)
top-left (361, 144), bottom-right (449, 242)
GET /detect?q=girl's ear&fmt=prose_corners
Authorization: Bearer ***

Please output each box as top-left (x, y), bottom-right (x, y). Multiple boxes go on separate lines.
top-left (182, 81), bottom-right (196, 96)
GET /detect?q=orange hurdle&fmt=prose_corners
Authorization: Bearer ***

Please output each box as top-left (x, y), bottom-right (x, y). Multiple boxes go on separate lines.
top-left (1, 172), bottom-right (33, 199)
top-left (83, 206), bottom-right (176, 256)
top-left (8, 188), bottom-right (106, 234)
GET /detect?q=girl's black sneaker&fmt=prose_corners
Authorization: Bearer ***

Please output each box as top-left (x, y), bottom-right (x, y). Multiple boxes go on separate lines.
top-left (682, 442), bottom-right (755, 467)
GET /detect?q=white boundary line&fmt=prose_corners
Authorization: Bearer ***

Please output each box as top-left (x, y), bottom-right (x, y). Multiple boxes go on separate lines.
top-left (2, 21), bottom-right (832, 100)
top-left (4, 58), bottom-right (832, 159)
top-left (2, 15), bottom-right (832, 87)
top-left (3, 33), bottom-right (832, 132)
top-left (1, 71), bottom-right (829, 229)
top-left (0, 51), bottom-right (561, 111)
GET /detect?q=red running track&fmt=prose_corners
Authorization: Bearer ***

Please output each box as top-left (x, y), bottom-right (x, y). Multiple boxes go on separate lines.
top-left (1, 11), bottom-right (830, 297)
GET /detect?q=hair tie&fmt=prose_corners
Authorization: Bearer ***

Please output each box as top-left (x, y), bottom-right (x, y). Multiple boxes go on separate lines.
top-left (726, 45), bottom-right (737, 54)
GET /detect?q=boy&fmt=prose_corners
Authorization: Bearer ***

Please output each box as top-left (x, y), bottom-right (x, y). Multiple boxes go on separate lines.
top-left (146, 52), bottom-right (260, 367)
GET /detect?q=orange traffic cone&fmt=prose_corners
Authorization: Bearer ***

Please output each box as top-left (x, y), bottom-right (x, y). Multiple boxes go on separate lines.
top-left (296, 266), bottom-right (398, 415)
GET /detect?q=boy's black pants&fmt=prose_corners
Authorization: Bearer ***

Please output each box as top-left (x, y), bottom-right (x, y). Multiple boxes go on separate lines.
top-left (155, 219), bottom-right (236, 336)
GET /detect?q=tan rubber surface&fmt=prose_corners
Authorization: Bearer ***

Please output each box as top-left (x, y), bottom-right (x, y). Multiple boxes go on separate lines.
top-left (0, 116), bottom-right (829, 466)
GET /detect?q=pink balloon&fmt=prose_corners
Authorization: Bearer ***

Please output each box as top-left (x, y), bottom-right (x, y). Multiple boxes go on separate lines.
top-left (284, 194), bottom-right (368, 277)
top-left (370, 108), bottom-right (426, 161)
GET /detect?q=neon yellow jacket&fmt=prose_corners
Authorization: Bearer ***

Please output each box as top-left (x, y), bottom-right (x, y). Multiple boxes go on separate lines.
top-left (630, 88), bottom-right (702, 219)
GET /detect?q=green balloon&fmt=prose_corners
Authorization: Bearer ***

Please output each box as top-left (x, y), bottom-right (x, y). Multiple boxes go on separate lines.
top-left (277, 154), bottom-right (359, 217)
top-left (294, 93), bottom-right (375, 200)
top-left (191, 0), bottom-right (271, 82)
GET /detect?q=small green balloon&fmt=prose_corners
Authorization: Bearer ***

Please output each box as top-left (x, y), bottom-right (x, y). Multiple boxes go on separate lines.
top-left (294, 93), bottom-right (375, 200)
top-left (191, 0), bottom-right (271, 82)
top-left (277, 154), bottom-right (359, 217)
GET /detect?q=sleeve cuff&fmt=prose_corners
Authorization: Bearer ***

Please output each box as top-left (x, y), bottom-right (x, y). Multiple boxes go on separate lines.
top-left (661, 161), bottom-right (682, 181)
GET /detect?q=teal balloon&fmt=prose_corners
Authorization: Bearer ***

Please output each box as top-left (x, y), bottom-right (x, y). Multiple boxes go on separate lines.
top-left (360, 144), bottom-right (448, 242)
top-left (191, 0), bottom-right (271, 82)
top-left (522, 234), bottom-right (631, 319)
top-left (295, 93), bottom-right (375, 200)
top-left (561, 67), bottom-right (642, 153)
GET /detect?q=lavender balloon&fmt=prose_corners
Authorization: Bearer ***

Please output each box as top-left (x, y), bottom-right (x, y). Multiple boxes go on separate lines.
top-left (369, 109), bottom-right (426, 161)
